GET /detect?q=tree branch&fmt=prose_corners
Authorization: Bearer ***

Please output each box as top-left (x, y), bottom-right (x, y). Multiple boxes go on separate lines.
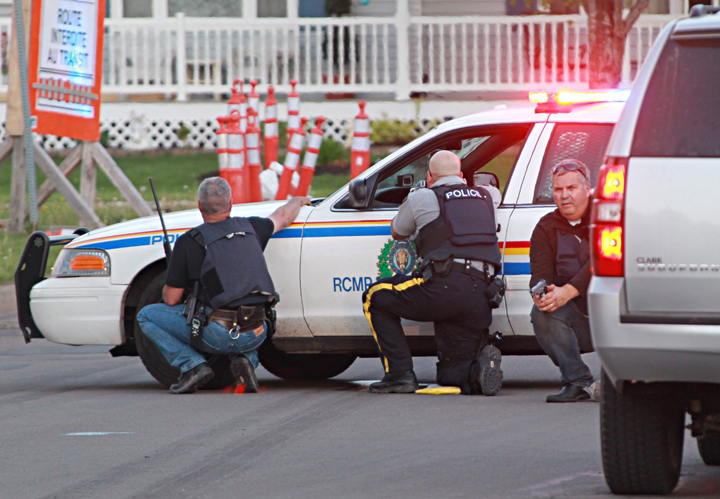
top-left (623, 0), bottom-right (650, 38)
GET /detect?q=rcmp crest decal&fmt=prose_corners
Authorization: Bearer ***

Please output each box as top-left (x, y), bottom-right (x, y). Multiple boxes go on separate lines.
top-left (377, 239), bottom-right (419, 278)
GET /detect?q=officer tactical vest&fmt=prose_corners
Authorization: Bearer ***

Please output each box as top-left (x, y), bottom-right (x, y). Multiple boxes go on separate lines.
top-left (415, 183), bottom-right (502, 267)
top-left (192, 217), bottom-right (276, 309)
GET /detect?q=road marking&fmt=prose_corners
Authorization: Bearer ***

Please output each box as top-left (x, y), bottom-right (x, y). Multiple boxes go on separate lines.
top-left (63, 432), bottom-right (133, 436)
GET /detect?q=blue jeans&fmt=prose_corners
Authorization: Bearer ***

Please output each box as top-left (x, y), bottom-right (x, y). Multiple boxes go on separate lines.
top-left (137, 303), bottom-right (267, 373)
top-left (530, 300), bottom-right (594, 388)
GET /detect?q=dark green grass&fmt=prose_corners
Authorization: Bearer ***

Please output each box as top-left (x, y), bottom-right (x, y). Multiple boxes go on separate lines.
top-left (0, 151), bottom-right (350, 283)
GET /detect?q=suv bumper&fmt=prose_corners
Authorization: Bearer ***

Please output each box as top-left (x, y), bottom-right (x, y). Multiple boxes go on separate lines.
top-left (589, 277), bottom-right (720, 387)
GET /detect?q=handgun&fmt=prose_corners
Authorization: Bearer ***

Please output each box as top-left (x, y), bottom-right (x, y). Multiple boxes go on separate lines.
top-left (530, 279), bottom-right (547, 299)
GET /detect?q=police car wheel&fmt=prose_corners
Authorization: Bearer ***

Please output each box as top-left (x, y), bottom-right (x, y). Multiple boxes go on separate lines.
top-left (133, 271), bottom-right (236, 389)
top-left (600, 370), bottom-right (684, 495)
top-left (258, 339), bottom-right (356, 381)
top-left (698, 432), bottom-right (720, 466)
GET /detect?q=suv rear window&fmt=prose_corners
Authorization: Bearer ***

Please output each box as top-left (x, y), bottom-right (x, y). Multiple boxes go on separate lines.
top-left (632, 37), bottom-right (720, 157)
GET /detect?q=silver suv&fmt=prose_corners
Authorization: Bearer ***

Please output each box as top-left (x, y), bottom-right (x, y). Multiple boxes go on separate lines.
top-left (588, 5), bottom-right (720, 496)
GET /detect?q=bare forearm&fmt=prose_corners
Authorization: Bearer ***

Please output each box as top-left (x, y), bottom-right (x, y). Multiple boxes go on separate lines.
top-left (269, 197), bottom-right (311, 234)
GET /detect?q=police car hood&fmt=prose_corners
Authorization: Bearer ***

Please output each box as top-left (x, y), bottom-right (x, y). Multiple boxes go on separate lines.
top-left (67, 200), bottom-right (291, 248)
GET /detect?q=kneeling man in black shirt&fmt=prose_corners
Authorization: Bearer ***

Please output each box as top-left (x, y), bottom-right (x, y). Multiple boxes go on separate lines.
top-left (137, 177), bottom-right (310, 394)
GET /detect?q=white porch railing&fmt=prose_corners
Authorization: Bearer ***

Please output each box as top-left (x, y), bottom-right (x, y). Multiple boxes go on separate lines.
top-left (0, 13), bottom-right (678, 100)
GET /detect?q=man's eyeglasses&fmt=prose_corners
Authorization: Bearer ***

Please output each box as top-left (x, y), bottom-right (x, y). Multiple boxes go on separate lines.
top-left (551, 160), bottom-right (589, 180)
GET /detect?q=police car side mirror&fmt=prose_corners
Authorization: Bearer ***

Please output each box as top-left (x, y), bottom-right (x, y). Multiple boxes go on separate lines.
top-left (348, 177), bottom-right (369, 208)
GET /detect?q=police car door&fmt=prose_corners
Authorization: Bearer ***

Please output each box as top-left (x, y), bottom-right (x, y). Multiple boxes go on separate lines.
top-left (300, 125), bottom-right (539, 345)
top-left (503, 122), bottom-right (616, 336)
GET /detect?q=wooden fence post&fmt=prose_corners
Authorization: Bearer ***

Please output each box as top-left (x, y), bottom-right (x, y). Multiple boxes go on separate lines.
top-left (80, 141), bottom-right (97, 224)
top-left (8, 138), bottom-right (26, 233)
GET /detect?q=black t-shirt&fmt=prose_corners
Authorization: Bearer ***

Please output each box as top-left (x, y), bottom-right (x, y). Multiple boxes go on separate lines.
top-left (164, 216), bottom-right (275, 305)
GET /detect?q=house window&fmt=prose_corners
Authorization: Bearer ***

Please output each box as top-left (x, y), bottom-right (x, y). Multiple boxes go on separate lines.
top-left (300, 0), bottom-right (328, 17)
top-left (123, 0), bottom-right (152, 17)
top-left (258, 0), bottom-right (288, 17)
top-left (168, 0), bottom-right (241, 17)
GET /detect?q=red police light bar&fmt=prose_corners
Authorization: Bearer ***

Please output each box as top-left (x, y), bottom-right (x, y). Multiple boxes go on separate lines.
top-left (529, 89), bottom-right (630, 111)
top-left (529, 92), bottom-right (549, 104)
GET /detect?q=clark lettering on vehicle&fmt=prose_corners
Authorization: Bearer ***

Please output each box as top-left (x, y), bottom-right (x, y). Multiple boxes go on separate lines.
top-left (333, 277), bottom-right (375, 292)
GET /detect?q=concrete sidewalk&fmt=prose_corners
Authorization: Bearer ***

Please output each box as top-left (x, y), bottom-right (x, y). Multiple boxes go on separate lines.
top-left (0, 284), bottom-right (17, 329)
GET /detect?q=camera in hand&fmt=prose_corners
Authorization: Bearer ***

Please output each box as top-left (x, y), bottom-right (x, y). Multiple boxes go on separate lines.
top-left (530, 279), bottom-right (547, 298)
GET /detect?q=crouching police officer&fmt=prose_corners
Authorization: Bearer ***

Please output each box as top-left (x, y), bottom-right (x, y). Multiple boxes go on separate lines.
top-left (137, 177), bottom-right (310, 394)
top-left (362, 151), bottom-right (505, 395)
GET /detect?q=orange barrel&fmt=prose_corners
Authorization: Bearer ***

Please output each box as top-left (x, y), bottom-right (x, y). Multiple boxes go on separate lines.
top-left (225, 111), bottom-right (247, 204)
top-left (228, 79), bottom-right (248, 133)
top-left (216, 116), bottom-right (229, 170)
top-left (276, 116), bottom-right (308, 200)
top-left (264, 85), bottom-right (279, 167)
top-left (248, 80), bottom-right (260, 118)
top-left (286, 79), bottom-right (301, 146)
top-left (246, 108), bottom-right (263, 203)
top-left (295, 116), bottom-right (325, 197)
top-left (350, 100), bottom-right (371, 179)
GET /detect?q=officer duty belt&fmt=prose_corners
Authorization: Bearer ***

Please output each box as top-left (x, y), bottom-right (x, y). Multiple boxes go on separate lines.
top-left (208, 305), bottom-right (265, 332)
top-left (449, 260), bottom-right (495, 281)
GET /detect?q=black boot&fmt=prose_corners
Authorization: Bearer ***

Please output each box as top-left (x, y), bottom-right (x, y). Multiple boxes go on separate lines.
top-left (369, 370), bottom-right (419, 393)
top-left (546, 384), bottom-right (591, 403)
top-left (478, 345), bottom-right (503, 396)
top-left (230, 355), bottom-right (259, 393)
top-left (169, 363), bottom-right (214, 394)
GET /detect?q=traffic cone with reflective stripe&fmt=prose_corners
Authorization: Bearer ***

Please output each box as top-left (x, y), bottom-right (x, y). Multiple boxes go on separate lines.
top-left (264, 85), bottom-right (279, 167)
top-left (216, 116), bottom-right (229, 171)
top-left (246, 108), bottom-right (263, 203)
top-left (228, 79), bottom-right (248, 133)
top-left (350, 101), bottom-right (371, 179)
top-left (286, 79), bottom-right (301, 145)
top-left (225, 111), bottom-right (247, 204)
top-left (248, 80), bottom-right (260, 118)
top-left (276, 116), bottom-right (307, 200)
top-left (295, 116), bottom-right (325, 197)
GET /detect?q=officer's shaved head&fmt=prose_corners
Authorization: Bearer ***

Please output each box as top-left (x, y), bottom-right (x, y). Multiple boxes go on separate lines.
top-left (198, 177), bottom-right (232, 216)
top-left (428, 151), bottom-right (462, 179)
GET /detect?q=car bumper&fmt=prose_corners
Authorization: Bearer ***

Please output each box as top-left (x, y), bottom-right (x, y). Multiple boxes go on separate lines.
top-left (30, 277), bottom-right (127, 345)
top-left (589, 277), bottom-right (720, 386)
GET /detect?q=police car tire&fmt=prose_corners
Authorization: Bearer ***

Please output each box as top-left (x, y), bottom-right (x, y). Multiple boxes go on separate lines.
top-left (697, 433), bottom-right (720, 466)
top-left (258, 339), bottom-right (356, 381)
top-left (600, 370), bottom-right (684, 495)
top-left (133, 271), bottom-right (235, 390)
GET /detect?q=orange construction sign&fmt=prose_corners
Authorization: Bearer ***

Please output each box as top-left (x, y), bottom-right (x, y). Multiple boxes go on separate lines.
top-left (28, 0), bottom-right (106, 141)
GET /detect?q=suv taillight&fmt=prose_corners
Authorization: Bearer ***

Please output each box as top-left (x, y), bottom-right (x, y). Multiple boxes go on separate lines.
top-left (591, 157), bottom-right (627, 277)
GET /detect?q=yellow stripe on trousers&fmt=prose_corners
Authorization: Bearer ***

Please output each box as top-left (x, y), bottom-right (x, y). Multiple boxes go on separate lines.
top-left (363, 277), bottom-right (425, 372)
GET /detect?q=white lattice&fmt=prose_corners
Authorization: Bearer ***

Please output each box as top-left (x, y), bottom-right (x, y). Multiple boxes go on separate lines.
top-left (0, 115), bottom-right (444, 152)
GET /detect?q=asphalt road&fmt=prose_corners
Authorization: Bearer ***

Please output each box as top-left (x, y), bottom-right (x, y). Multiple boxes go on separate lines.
top-left (1, 293), bottom-right (720, 498)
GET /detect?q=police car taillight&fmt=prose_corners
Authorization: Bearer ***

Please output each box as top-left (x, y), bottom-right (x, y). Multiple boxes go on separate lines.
top-left (591, 159), bottom-right (627, 277)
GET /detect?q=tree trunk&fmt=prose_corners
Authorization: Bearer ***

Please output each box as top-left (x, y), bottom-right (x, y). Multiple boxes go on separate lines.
top-left (584, 0), bottom-right (649, 89)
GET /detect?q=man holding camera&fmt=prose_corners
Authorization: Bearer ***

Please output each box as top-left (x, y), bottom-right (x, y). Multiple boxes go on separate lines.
top-left (530, 159), bottom-right (595, 403)
top-left (362, 150), bottom-right (504, 395)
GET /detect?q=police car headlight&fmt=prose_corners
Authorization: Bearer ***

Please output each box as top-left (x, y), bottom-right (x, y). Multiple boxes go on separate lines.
top-left (52, 249), bottom-right (111, 277)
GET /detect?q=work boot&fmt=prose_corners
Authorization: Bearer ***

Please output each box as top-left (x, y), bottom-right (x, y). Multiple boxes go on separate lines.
top-left (169, 363), bottom-right (214, 394)
top-left (546, 383), bottom-right (591, 403)
top-left (369, 370), bottom-right (419, 393)
top-left (478, 345), bottom-right (503, 396)
top-left (230, 355), bottom-right (259, 393)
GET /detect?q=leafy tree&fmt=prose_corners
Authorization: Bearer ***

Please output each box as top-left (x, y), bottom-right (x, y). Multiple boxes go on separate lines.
top-left (580, 0), bottom-right (651, 88)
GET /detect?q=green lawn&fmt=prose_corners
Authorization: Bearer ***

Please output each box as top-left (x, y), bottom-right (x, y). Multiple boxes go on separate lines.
top-left (0, 151), bottom-right (350, 284)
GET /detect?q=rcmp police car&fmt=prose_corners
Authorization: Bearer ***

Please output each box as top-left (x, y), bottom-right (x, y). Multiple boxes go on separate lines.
top-left (16, 91), bottom-right (626, 388)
